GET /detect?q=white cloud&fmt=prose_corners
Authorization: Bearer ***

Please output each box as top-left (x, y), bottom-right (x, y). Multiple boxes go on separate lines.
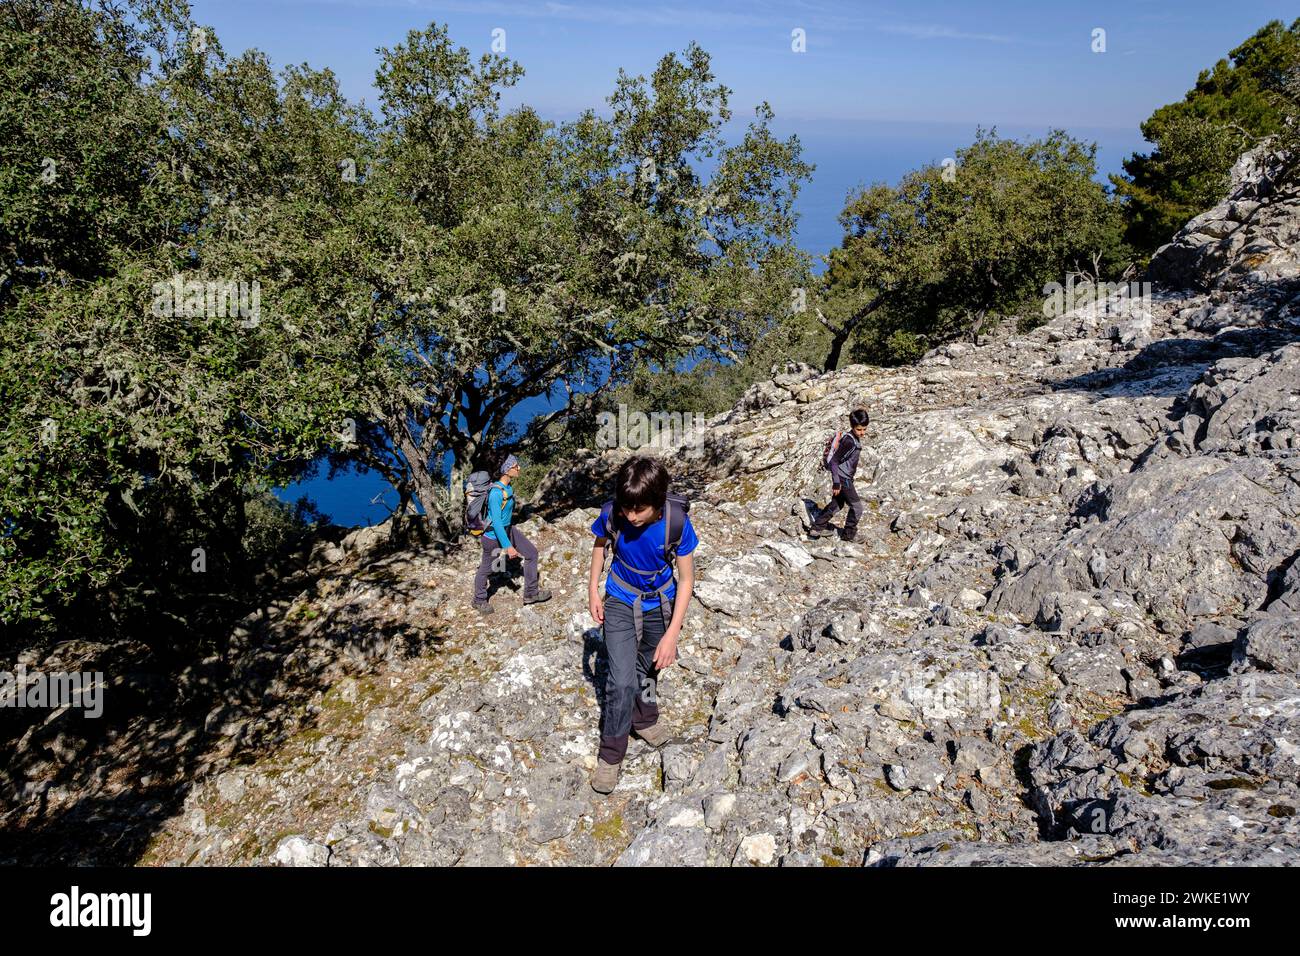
top-left (878, 22), bottom-right (1014, 43)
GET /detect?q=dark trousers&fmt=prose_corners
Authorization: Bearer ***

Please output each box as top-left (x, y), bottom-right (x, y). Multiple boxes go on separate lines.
top-left (812, 476), bottom-right (864, 538)
top-left (472, 527), bottom-right (539, 602)
top-left (598, 594), bottom-right (665, 764)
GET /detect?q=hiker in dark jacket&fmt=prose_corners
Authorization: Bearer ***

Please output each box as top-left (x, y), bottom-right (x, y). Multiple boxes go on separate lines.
top-left (472, 450), bottom-right (551, 614)
top-left (587, 455), bottom-right (697, 795)
top-left (810, 408), bottom-right (870, 542)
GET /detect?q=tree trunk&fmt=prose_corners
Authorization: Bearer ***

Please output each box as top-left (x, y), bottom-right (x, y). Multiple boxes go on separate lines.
top-left (820, 296), bottom-right (885, 372)
top-left (408, 467), bottom-right (446, 539)
top-left (823, 327), bottom-right (850, 372)
top-left (389, 484), bottom-right (412, 543)
top-left (447, 455), bottom-right (470, 536)
top-left (389, 421), bottom-right (447, 540)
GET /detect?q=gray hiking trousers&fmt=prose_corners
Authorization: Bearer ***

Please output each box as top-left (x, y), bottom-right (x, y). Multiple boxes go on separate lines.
top-left (472, 527), bottom-right (539, 603)
top-left (598, 594), bottom-right (665, 764)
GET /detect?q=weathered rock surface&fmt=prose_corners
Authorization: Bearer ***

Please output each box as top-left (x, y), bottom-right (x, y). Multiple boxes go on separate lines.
top-left (1149, 147), bottom-right (1300, 294)
top-left (6, 157), bottom-right (1299, 868)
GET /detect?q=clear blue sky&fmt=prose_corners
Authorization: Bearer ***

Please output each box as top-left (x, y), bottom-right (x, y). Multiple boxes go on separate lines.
top-left (191, 0), bottom-right (1292, 126)
top-left (224, 0), bottom-right (1291, 524)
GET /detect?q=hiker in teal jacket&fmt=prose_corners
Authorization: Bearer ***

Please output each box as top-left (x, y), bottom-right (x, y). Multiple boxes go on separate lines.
top-left (486, 475), bottom-right (515, 551)
top-left (472, 451), bottom-right (551, 614)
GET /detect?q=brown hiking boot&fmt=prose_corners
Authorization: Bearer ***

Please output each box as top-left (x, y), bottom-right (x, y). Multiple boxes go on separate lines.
top-left (591, 758), bottom-right (621, 794)
top-left (523, 588), bottom-right (552, 606)
top-left (634, 722), bottom-right (672, 748)
top-left (808, 526), bottom-right (835, 539)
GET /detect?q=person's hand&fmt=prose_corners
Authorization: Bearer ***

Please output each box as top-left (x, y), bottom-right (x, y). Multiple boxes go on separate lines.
top-left (589, 591), bottom-right (604, 624)
top-left (832, 486), bottom-right (841, 497)
top-left (654, 632), bottom-right (678, 669)
top-left (506, 547), bottom-right (520, 559)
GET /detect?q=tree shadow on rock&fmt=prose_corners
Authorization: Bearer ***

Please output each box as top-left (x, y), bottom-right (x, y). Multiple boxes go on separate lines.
top-left (0, 551), bottom-right (449, 866)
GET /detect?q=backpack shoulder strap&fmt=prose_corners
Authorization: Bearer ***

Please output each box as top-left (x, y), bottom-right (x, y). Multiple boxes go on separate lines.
top-left (663, 493), bottom-right (689, 563)
top-left (488, 482), bottom-right (511, 517)
top-left (598, 500), bottom-right (621, 556)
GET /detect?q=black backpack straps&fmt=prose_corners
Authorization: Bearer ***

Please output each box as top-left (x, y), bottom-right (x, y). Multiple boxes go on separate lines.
top-left (598, 500), bottom-right (620, 559)
top-left (603, 497), bottom-right (686, 569)
top-left (663, 495), bottom-right (686, 563)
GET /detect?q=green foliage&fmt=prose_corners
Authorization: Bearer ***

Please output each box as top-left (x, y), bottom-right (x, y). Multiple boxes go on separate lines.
top-left (820, 129), bottom-right (1124, 368)
top-left (509, 463), bottom-right (550, 505)
top-left (1, 1), bottom-right (361, 630)
top-left (329, 30), bottom-right (813, 527)
top-left (1113, 18), bottom-right (1300, 255)
top-left (242, 491), bottom-right (325, 566)
top-left (1277, 65), bottom-right (1300, 176)
top-left (0, 2), bottom-right (813, 634)
top-left (879, 330), bottom-right (927, 365)
top-left (519, 308), bottom-right (827, 476)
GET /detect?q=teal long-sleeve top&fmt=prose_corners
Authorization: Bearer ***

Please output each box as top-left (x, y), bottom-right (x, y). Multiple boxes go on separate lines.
top-left (486, 482), bottom-right (514, 545)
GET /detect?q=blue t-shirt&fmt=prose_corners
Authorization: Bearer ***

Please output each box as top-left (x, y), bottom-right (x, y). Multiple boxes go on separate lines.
top-left (591, 507), bottom-right (698, 611)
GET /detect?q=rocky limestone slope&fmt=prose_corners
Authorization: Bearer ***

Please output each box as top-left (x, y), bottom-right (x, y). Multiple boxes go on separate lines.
top-left (8, 161), bottom-right (1299, 868)
top-left (123, 247), bottom-right (1300, 867)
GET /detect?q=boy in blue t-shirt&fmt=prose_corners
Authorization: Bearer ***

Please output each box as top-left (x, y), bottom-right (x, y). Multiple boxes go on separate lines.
top-left (587, 455), bottom-right (697, 794)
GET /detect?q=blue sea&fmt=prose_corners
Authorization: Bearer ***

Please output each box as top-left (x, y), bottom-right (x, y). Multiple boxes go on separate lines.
top-left (277, 119), bottom-right (1148, 526)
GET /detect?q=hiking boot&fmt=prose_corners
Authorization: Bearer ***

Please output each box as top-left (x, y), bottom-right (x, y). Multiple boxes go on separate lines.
top-left (523, 588), bottom-right (553, 606)
top-left (839, 530), bottom-right (858, 542)
top-left (473, 600), bottom-right (493, 615)
top-left (808, 526), bottom-right (836, 539)
top-left (591, 758), bottom-right (621, 794)
top-left (634, 722), bottom-right (672, 748)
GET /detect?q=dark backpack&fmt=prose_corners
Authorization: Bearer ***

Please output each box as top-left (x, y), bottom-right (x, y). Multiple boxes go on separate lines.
top-left (598, 492), bottom-right (690, 573)
top-left (463, 472), bottom-right (501, 535)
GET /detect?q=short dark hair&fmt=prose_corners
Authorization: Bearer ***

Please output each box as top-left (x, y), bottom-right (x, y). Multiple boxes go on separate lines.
top-left (849, 408), bottom-right (870, 428)
top-left (614, 455), bottom-right (669, 513)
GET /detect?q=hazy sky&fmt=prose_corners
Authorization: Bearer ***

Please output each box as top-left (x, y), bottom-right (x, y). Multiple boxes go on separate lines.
top-left (190, 0), bottom-right (1294, 128)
